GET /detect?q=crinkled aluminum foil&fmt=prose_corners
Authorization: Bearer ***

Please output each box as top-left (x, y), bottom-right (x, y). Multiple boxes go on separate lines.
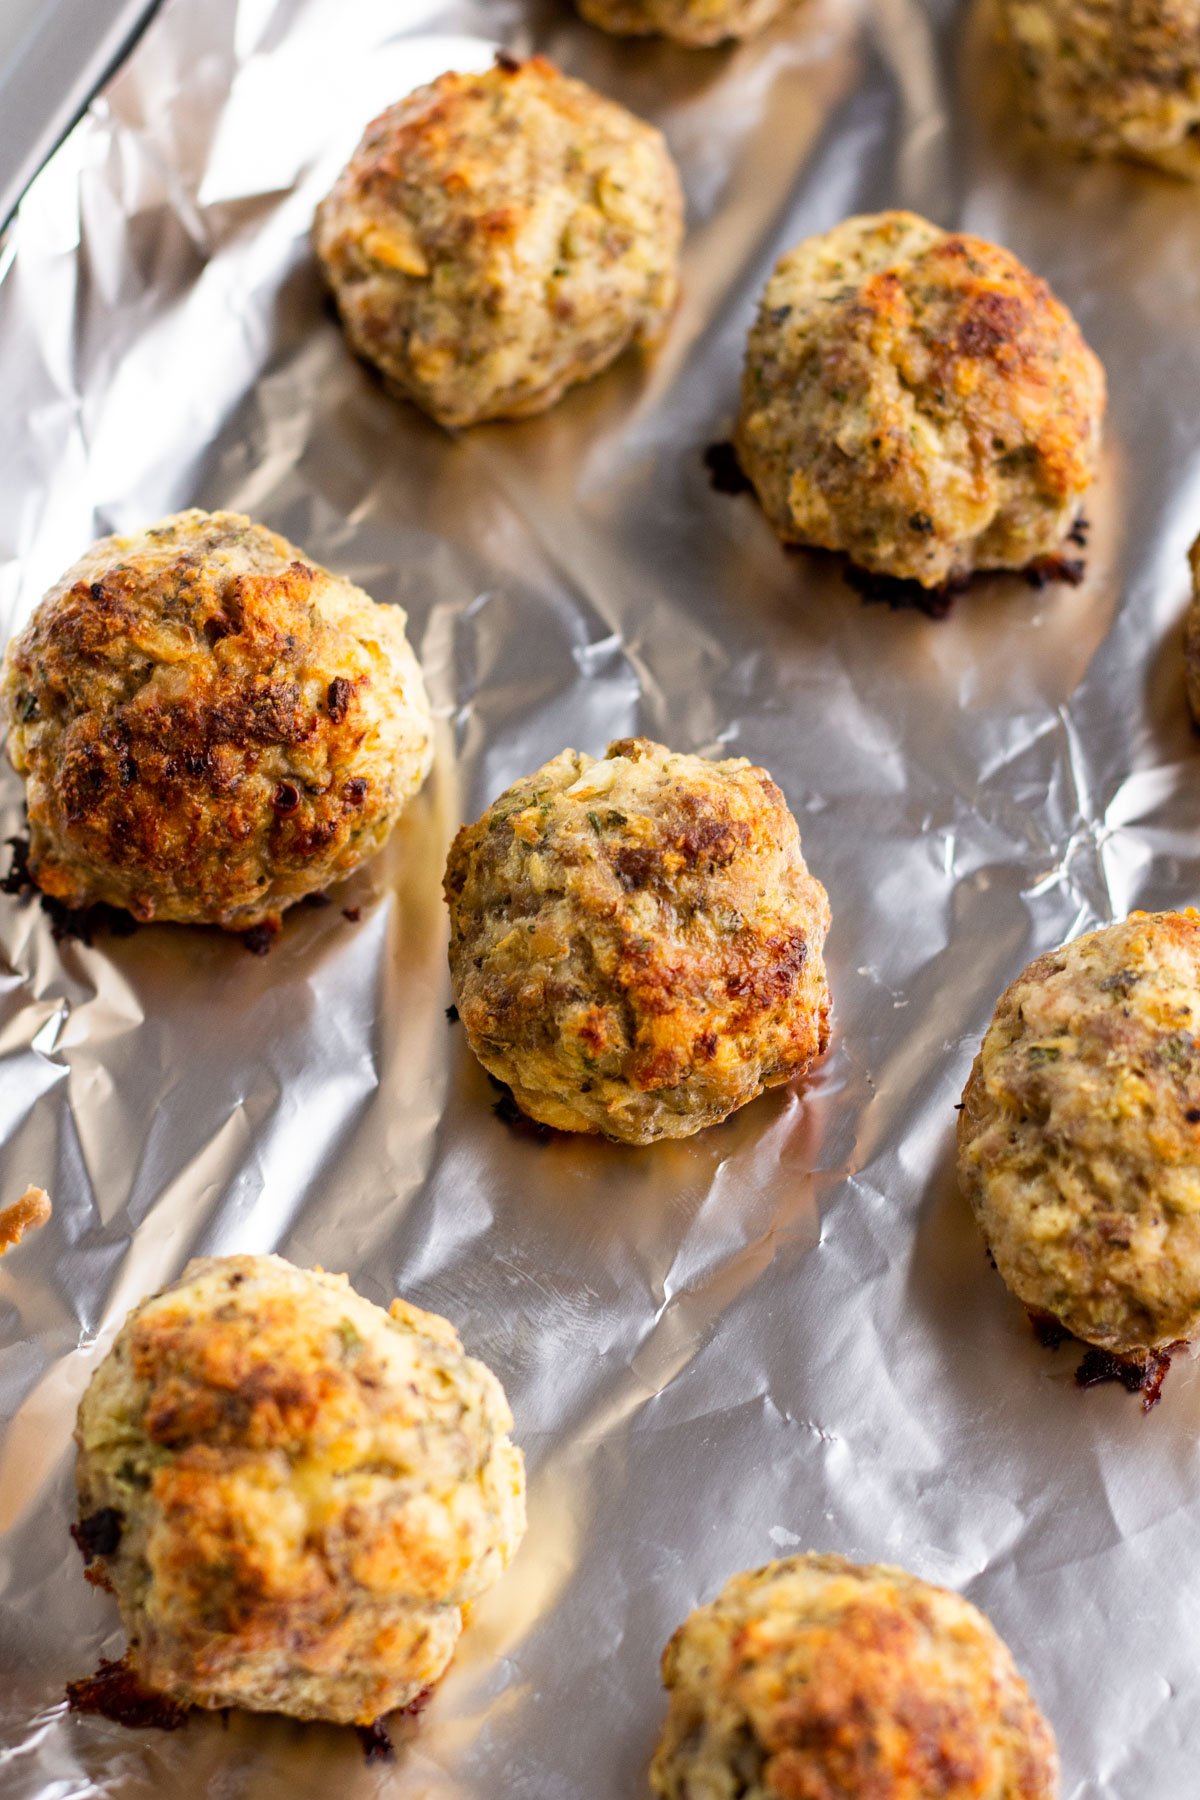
top-left (1, 0), bottom-right (1197, 1794)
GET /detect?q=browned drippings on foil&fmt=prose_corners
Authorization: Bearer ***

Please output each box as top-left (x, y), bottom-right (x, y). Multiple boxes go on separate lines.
top-left (1028, 1310), bottom-right (1182, 1412)
top-left (1075, 1343), bottom-right (1179, 1412)
top-left (65, 1654), bottom-right (190, 1732)
top-left (3, 836), bottom-right (138, 945)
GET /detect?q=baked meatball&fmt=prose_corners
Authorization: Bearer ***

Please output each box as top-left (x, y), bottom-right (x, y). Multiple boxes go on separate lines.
top-left (1000, 0), bottom-right (1200, 176)
top-left (735, 211), bottom-right (1105, 589)
top-left (958, 911), bottom-right (1200, 1355)
top-left (1, 510), bottom-right (433, 932)
top-left (314, 56), bottom-right (683, 429)
top-left (575, 0), bottom-right (792, 45)
top-left (73, 1254), bottom-right (525, 1726)
top-left (444, 737), bottom-right (830, 1144)
top-left (651, 1553), bottom-right (1059, 1800)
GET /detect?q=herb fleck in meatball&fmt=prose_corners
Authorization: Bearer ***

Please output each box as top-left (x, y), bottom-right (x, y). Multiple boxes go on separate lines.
top-left (576, 0), bottom-right (793, 45)
top-left (444, 737), bottom-right (830, 1144)
top-left (73, 1254), bottom-right (525, 1726)
top-left (1, 510), bottom-right (433, 932)
top-left (652, 1554), bottom-right (1059, 1800)
top-left (314, 56), bottom-right (683, 429)
top-left (1000, 0), bottom-right (1200, 176)
top-left (735, 211), bottom-right (1105, 588)
top-left (959, 911), bottom-right (1200, 1355)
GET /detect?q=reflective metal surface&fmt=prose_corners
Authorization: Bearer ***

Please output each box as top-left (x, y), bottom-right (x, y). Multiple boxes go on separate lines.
top-left (0, 1), bottom-right (1197, 1795)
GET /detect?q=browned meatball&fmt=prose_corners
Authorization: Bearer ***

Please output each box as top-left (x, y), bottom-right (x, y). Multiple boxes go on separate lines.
top-left (74, 1254), bottom-right (525, 1725)
top-left (652, 1554), bottom-right (1059, 1799)
top-left (1, 510), bottom-right (433, 931)
top-left (1000, 0), bottom-right (1200, 176)
top-left (314, 57), bottom-right (683, 428)
top-left (736, 211), bottom-right (1105, 588)
top-left (444, 737), bottom-right (831, 1143)
top-left (959, 910), bottom-right (1200, 1356)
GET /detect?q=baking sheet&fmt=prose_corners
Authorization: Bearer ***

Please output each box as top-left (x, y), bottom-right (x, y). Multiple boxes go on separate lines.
top-left (2, 0), bottom-right (1200, 1794)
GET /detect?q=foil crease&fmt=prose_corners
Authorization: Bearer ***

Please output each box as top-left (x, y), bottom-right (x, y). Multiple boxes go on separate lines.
top-left (0, 0), bottom-right (1197, 1795)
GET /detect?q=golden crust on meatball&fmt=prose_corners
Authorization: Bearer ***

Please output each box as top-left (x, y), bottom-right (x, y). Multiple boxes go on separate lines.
top-left (1000, 0), bottom-right (1200, 177)
top-left (576, 0), bottom-right (792, 45)
top-left (74, 1254), bottom-right (525, 1725)
top-left (444, 737), bottom-right (830, 1144)
top-left (313, 56), bottom-right (683, 429)
top-left (651, 1554), bottom-right (1059, 1800)
top-left (958, 911), bottom-right (1200, 1355)
top-left (1, 510), bottom-right (433, 932)
top-left (735, 211), bottom-right (1105, 588)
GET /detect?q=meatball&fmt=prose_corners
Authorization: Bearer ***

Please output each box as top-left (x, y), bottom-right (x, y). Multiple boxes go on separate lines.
top-left (444, 736), bottom-right (830, 1144)
top-left (73, 1254), bottom-right (525, 1726)
top-left (735, 211), bottom-right (1105, 588)
top-left (314, 56), bottom-right (684, 429)
top-left (575, 0), bottom-right (792, 45)
top-left (1, 510), bottom-right (433, 932)
top-left (958, 911), bottom-right (1200, 1355)
top-left (1000, 0), bottom-right (1200, 177)
top-left (651, 1553), bottom-right (1059, 1800)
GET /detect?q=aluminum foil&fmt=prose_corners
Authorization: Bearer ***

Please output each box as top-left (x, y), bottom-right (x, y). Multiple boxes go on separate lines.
top-left (1, 0), bottom-right (1198, 1794)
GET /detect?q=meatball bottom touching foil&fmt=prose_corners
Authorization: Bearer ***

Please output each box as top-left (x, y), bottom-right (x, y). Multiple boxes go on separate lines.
top-left (314, 56), bottom-right (684, 428)
top-left (575, 0), bottom-right (793, 45)
top-left (735, 210), bottom-right (1105, 589)
top-left (958, 910), bottom-right (1200, 1358)
top-left (0, 510), bottom-right (434, 933)
top-left (651, 1553), bottom-right (1059, 1800)
top-left (444, 737), bottom-right (831, 1144)
top-left (73, 1254), bottom-right (526, 1726)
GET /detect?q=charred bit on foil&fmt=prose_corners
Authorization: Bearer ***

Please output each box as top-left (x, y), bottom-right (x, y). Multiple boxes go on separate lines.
top-left (487, 1075), bottom-right (557, 1143)
top-left (240, 921), bottom-right (280, 957)
top-left (843, 564), bottom-right (964, 620)
top-left (1028, 1309), bottom-right (1180, 1411)
top-left (703, 440), bottom-right (753, 496)
top-left (445, 1002), bottom-right (460, 1024)
top-left (3, 836), bottom-right (137, 944)
top-left (1075, 1343), bottom-right (1178, 1412)
top-left (356, 1720), bottom-right (396, 1763)
top-left (342, 906), bottom-right (362, 923)
top-left (66, 1653), bottom-right (190, 1732)
top-left (494, 48), bottom-right (522, 72)
top-left (1024, 554), bottom-right (1086, 590)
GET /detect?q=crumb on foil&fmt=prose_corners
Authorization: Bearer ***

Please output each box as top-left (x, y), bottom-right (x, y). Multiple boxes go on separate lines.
top-left (0, 1185), bottom-right (51, 1257)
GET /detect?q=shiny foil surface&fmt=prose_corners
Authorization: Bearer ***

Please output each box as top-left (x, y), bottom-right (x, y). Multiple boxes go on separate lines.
top-left (1, 1), bottom-right (1198, 1795)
